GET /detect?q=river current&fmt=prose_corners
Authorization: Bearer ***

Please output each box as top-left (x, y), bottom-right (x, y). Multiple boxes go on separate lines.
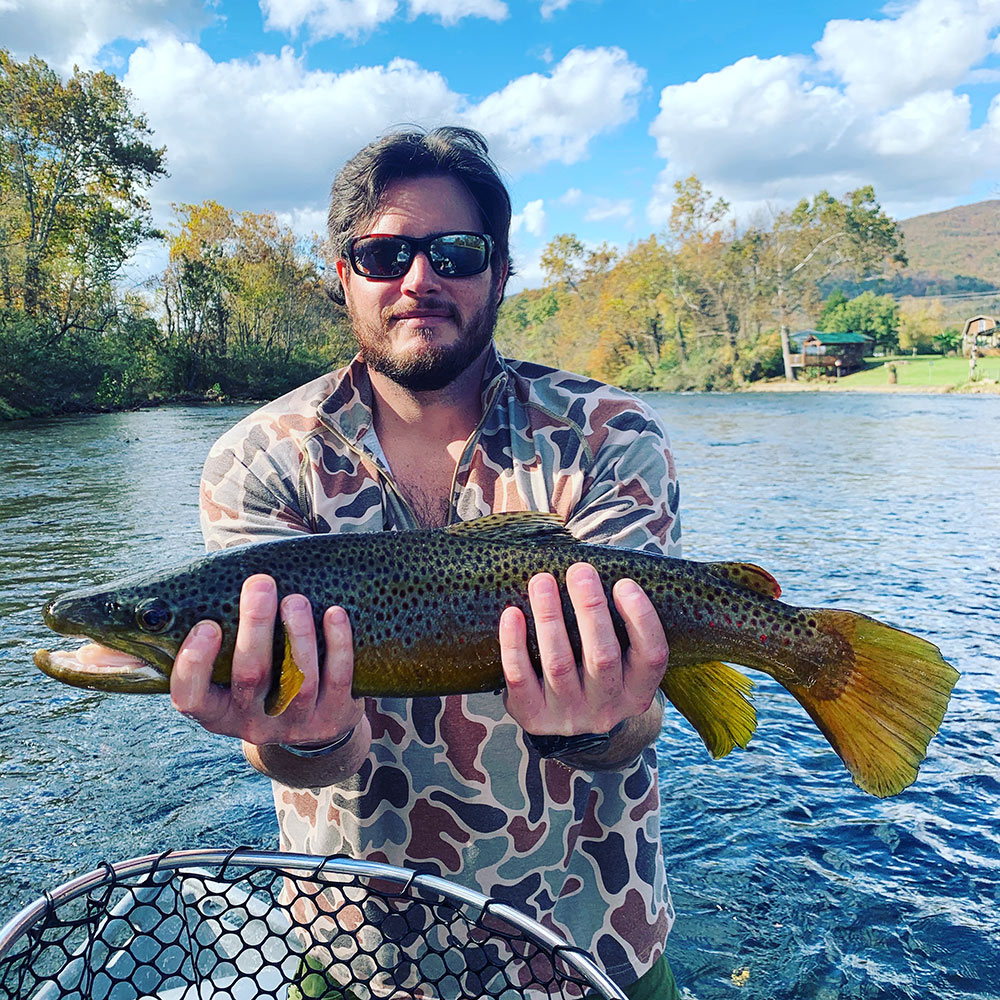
top-left (0, 392), bottom-right (997, 998)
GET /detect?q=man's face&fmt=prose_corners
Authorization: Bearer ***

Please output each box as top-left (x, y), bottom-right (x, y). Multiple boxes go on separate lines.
top-left (336, 174), bottom-right (507, 392)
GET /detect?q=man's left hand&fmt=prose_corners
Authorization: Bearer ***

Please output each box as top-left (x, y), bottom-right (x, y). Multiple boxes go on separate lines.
top-left (498, 562), bottom-right (668, 738)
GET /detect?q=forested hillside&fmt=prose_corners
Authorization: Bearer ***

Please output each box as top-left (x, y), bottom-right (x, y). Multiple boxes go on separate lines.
top-left (899, 200), bottom-right (1000, 286)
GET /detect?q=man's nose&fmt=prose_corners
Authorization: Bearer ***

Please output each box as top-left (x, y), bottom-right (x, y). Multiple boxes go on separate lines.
top-left (400, 250), bottom-right (442, 295)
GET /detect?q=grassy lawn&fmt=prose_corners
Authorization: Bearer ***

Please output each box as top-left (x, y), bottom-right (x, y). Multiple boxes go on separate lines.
top-left (814, 354), bottom-right (1000, 389)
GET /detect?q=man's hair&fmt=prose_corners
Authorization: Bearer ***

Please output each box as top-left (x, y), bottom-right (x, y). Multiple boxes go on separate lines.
top-left (326, 125), bottom-right (513, 304)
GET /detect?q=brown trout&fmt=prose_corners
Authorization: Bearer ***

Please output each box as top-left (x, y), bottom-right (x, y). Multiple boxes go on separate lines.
top-left (34, 512), bottom-right (958, 797)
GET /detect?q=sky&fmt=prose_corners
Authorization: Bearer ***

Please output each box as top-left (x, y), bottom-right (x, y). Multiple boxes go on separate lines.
top-left (3, 0), bottom-right (1000, 292)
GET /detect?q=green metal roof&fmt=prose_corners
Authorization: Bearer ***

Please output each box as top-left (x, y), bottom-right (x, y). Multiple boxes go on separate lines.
top-left (790, 329), bottom-right (872, 345)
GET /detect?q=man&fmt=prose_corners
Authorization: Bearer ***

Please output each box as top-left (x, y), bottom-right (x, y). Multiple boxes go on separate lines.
top-left (171, 126), bottom-right (683, 997)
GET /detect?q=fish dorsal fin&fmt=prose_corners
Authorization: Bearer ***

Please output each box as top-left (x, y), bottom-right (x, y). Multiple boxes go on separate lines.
top-left (702, 562), bottom-right (781, 600)
top-left (446, 512), bottom-right (577, 545)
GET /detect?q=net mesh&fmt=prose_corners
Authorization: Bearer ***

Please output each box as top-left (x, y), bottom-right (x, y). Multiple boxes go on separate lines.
top-left (0, 851), bottom-right (623, 1000)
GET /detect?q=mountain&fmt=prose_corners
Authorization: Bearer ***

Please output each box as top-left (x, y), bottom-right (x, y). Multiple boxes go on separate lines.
top-left (897, 200), bottom-right (1000, 287)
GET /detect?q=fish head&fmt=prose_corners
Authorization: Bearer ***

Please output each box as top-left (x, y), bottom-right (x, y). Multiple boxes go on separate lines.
top-left (34, 564), bottom-right (235, 695)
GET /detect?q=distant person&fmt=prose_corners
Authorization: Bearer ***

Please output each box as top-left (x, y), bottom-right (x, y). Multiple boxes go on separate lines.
top-left (171, 126), bottom-right (683, 998)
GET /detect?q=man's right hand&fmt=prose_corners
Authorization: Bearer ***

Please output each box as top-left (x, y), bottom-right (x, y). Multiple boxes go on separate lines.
top-left (170, 574), bottom-right (365, 749)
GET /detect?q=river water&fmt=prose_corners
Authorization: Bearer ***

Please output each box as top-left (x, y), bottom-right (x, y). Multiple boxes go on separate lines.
top-left (0, 393), bottom-right (997, 999)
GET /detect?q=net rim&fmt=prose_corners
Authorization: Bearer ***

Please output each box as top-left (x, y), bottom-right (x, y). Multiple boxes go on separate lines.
top-left (0, 849), bottom-right (628, 1000)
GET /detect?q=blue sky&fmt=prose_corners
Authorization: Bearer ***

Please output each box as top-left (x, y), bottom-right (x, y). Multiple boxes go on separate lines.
top-left (4, 0), bottom-right (999, 291)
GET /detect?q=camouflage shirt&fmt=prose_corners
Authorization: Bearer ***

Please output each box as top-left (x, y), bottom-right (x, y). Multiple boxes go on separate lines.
top-left (200, 346), bottom-right (682, 987)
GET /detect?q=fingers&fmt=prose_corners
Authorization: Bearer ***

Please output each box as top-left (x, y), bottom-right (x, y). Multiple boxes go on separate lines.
top-left (613, 577), bottom-right (669, 711)
top-left (530, 573), bottom-right (582, 700)
top-left (230, 575), bottom-right (279, 714)
top-left (317, 606), bottom-right (364, 730)
top-left (278, 593), bottom-right (320, 720)
top-left (499, 604), bottom-right (545, 722)
top-left (171, 619), bottom-right (224, 718)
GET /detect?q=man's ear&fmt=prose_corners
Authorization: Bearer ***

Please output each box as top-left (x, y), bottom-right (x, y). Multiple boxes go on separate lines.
top-left (335, 258), bottom-right (351, 300)
top-left (493, 260), bottom-right (510, 306)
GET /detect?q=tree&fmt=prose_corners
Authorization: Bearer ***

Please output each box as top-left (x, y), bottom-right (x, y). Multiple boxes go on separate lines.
top-left (897, 300), bottom-right (945, 354)
top-left (0, 51), bottom-right (166, 329)
top-left (819, 290), bottom-right (900, 354)
top-left (589, 237), bottom-right (677, 387)
top-left (755, 187), bottom-right (906, 379)
top-left (162, 201), bottom-right (353, 395)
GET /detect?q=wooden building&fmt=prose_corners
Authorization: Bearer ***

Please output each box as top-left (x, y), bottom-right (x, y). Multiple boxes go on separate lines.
top-left (788, 330), bottom-right (871, 373)
top-left (961, 315), bottom-right (1000, 357)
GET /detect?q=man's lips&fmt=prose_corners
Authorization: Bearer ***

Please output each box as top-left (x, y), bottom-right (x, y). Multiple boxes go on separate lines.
top-left (391, 310), bottom-right (456, 329)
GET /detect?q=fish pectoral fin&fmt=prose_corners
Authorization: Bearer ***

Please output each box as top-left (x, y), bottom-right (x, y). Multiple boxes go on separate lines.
top-left (701, 562), bottom-right (782, 599)
top-left (264, 631), bottom-right (306, 717)
top-left (445, 512), bottom-right (577, 545)
top-left (784, 610), bottom-right (958, 798)
top-left (659, 661), bottom-right (757, 759)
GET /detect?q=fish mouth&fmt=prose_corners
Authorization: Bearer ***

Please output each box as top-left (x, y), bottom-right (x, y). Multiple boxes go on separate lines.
top-left (34, 642), bottom-right (172, 694)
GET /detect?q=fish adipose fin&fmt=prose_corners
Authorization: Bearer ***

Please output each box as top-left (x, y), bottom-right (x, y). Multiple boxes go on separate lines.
top-left (702, 562), bottom-right (781, 599)
top-left (660, 661), bottom-right (757, 759)
top-left (785, 610), bottom-right (959, 798)
top-left (264, 632), bottom-right (306, 716)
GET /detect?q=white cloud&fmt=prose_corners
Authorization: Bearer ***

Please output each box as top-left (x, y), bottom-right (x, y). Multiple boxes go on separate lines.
top-left (260, 0), bottom-right (506, 38)
top-left (814, 0), bottom-right (1000, 109)
top-left (647, 0), bottom-right (1000, 225)
top-left (540, 0), bottom-right (573, 17)
top-left (260, 0), bottom-right (399, 39)
top-left (122, 38), bottom-right (643, 257)
top-left (466, 46), bottom-right (645, 171)
top-left (512, 198), bottom-right (546, 237)
top-left (124, 39), bottom-right (461, 217)
top-left (584, 196), bottom-right (631, 222)
top-left (407, 0), bottom-right (508, 26)
top-left (0, 0), bottom-right (211, 72)
top-left (560, 187), bottom-right (583, 205)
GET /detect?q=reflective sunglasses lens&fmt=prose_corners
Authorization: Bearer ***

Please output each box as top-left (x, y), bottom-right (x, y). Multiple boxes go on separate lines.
top-left (428, 234), bottom-right (490, 276)
top-left (351, 237), bottom-right (410, 277)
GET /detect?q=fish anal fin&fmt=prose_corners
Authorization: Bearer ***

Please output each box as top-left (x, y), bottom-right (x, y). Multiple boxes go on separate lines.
top-left (787, 609), bottom-right (959, 797)
top-left (264, 631), bottom-right (305, 716)
top-left (703, 562), bottom-right (781, 599)
top-left (446, 512), bottom-right (576, 545)
top-left (659, 661), bottom-right (757, 759)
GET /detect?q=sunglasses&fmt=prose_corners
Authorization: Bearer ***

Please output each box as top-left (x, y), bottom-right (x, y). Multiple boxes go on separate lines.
top-left (347, 231), bottom-right (493, 280)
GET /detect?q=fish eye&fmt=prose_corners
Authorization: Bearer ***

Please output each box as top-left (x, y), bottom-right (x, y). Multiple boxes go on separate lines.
top-left (135, 598), bottom-right (173, 634)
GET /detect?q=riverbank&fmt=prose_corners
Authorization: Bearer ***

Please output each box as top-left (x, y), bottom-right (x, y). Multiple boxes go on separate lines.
top-left (741, 378), bottom-right (1000, 394)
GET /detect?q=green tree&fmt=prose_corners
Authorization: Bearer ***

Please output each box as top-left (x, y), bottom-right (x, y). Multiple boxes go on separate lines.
top-left (819, 290), bottom-right (900, 354)
top-left (755, 186), bottom-right (905, 379)
top-left (0, 51), bottom-right (166, 329)
top-left (162, 201), bottom-right (352, 396)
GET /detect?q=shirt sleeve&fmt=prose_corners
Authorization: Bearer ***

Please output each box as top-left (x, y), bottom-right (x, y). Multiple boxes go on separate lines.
top-left (199, 417), bottom-right (313, 551)
top-left (565, 399), bottom-right (682, 557)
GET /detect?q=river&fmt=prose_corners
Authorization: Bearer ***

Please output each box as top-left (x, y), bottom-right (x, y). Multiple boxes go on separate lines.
top-left (0, 393), bottom-right (997, 999)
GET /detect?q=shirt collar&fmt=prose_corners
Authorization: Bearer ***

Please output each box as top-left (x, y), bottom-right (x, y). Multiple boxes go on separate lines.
top-left (316, 344), bottom-right (512, 449)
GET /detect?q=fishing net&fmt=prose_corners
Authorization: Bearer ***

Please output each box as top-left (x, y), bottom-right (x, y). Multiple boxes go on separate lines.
top-left (0, 850), bottom-right (626, 1000)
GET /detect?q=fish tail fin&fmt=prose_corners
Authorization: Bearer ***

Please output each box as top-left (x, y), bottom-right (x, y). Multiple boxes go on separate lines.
top-left (786, 610), bottom-right (958, 798)
top-left (264, 630), bottom-right (305, 716)
top-left (659, 661), bottom-right (757, 759)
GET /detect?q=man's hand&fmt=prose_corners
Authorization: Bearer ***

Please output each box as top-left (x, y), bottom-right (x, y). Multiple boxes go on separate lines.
top-left (170, 574), bottom-right (364, 748)
top-left (498, 562), bottom-right (668, 742)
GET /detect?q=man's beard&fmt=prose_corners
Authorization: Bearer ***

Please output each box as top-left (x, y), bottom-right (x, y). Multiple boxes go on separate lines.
top-left (351, 295), bottom-right (499, 393)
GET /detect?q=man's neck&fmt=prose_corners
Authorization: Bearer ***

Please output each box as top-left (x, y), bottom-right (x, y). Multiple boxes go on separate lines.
top-left (367, 347), bottom-right (491, 527)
